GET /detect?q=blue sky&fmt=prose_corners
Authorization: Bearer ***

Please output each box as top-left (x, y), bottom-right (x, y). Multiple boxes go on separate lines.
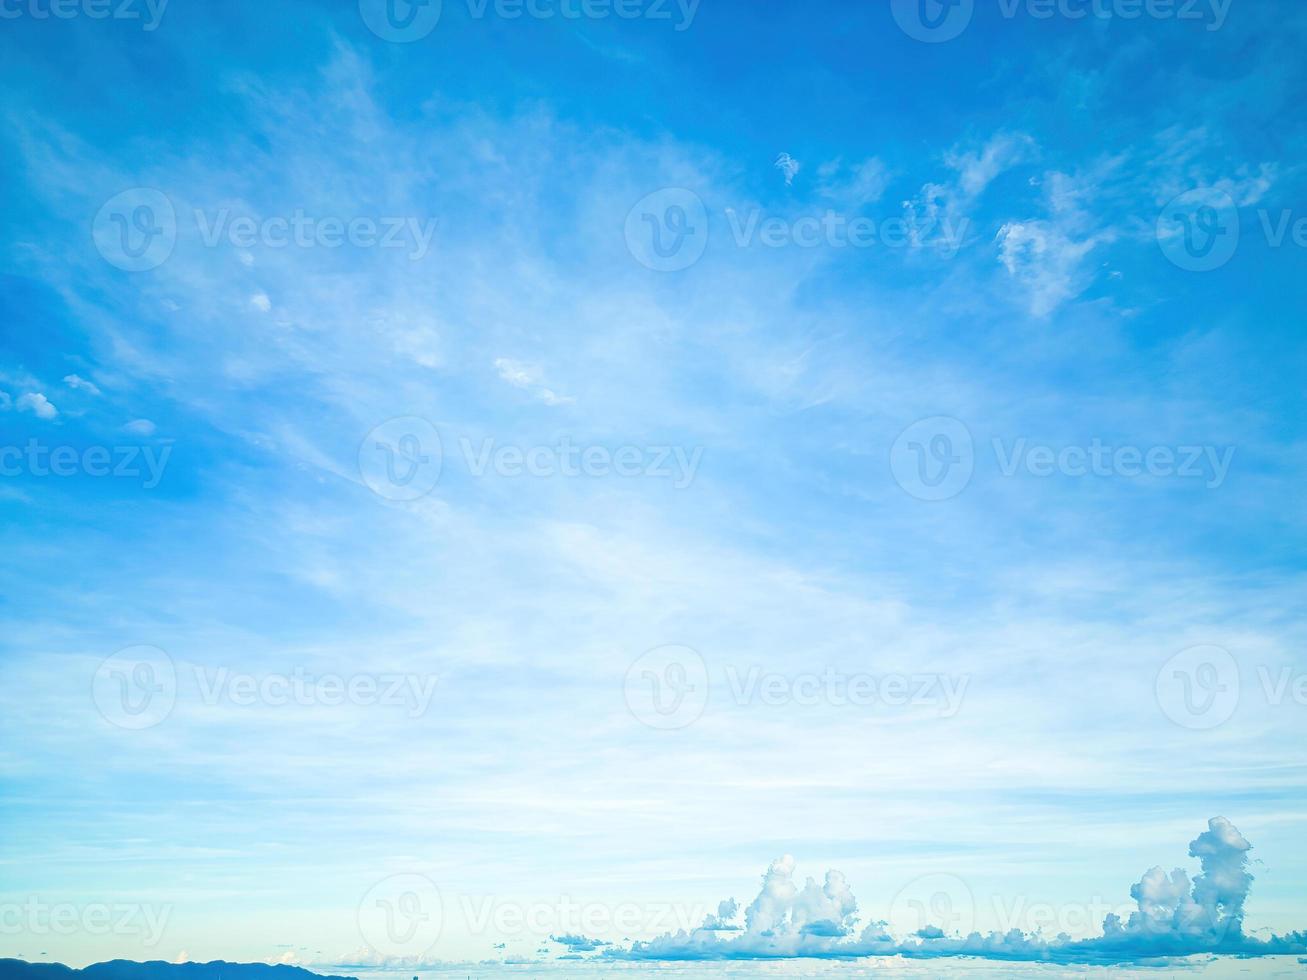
top-left (1, 0), bottom-right (1306, 970)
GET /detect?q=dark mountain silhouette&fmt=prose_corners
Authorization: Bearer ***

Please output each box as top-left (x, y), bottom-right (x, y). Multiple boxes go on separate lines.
top-left (0, 962), bottom-right (356, 980)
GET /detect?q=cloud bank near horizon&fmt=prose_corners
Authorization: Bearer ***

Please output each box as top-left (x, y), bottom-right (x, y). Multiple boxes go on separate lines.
top-left (594, 818), bottom-right (1307, 966)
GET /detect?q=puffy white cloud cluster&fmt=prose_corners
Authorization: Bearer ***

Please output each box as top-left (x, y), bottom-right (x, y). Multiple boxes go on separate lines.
top-left (600, 818), bottom-right (1306, 966)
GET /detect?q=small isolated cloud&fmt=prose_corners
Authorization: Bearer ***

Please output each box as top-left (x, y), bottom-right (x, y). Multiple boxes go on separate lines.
top-left (551, 934), bottom-right (610, 952)
top-left (594, 818), bottom-right (1306, 966)
top-left (251, 292), bottom-right (272, 312)
top-left (16, 392), bottom-right (58, 420)
top-left (63, 374), bottom-right (101, 396)
top-left (0, 391), bottom-right (11, 411)
top-left (238, 251), bottom-right (255, 267)
top-left (816, 158), bottom-right (890, 208)
top-left (493, 358), bottom-right (575, 406)
top-left (123, 419), bottom-right (157, 437)
top-left (775, 152), bottom-right (801, 187)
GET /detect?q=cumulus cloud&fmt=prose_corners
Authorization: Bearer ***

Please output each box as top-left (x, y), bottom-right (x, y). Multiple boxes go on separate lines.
top-left (493, 357), bottom-right (575, 406)
top-left (251, 292), bottom-right (272, 312)
top-left (16, 392), bottom-right (58, 419)
top-left (63, 373), bottom-right (101, 395)
top-left (594, 818), bottom-right (1305, 966)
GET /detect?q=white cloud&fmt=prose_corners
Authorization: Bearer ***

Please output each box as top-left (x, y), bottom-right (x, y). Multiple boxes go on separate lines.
top-left (0, 390), bottom-right (10, 411)
top-left (251, 292), bottom-right (272, 312)
top-left (16, 392), bottom-right (58, 419)
top-left (63, 373), bottom-right (101, 396)
top-left (123, 419), bottom-right (157, 437)
top-left (775, 152), bottom-right (800, 187)
top-left (494, 358), bottom-right (575, 406)
top-left (816, 157), bottom-right (889, 208)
